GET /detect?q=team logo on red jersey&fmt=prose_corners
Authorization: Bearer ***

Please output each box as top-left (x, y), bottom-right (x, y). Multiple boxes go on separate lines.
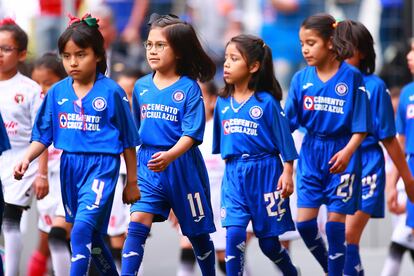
top-left (407, 104), bottom-right (414, 119)
top-left (14, 93), bottom-right (24, 104)
top-left (172, 90), bottom-right (185, 103)
top-left (249, 106), bottom-right (263, 119)
top-left (141, 104), bottom-right (147, 119)
top-left (59, 113), bottom-right (68, 128)
top-left (92, 97), bottom-right (107, 111)
top-left (335, 83), bottom-right (348, 96)
top-left (303, 96), bottom-right (314, 110)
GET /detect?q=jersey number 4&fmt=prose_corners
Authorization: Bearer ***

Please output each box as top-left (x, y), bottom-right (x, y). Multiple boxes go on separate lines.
top-left (87, 179), bottom-right (105, 210)
top-left (264, 192), bottom-right (286, 221)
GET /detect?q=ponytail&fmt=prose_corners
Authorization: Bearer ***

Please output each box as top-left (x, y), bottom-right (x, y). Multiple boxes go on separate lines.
top-left (302, 13), bottom-right (354, 61)
top-left (222, 35), bottom-right (283, 100)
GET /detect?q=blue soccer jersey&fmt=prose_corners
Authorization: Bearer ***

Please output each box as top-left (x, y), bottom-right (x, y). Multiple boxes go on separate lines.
top-left (358, 74), bottom-right (395, 218)
top-left (396, 82), bottom-right (414, 228)
top-left (0, 112), bottom-right (11, 155)
top-left (396, 82), bottom-right (414, 154)
top-left (361, 74), bottom-right (396, 148)
top-left (285, 62), bottom-right (372, 136)
top-left (32, 73), bottom-right (140, 153)
top-left (132, 74), bottom-right (205, 147)
top-left (212, 91), bottom-right (298, 161)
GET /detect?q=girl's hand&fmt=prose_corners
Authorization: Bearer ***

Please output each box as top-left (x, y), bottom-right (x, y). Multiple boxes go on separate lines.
top-left (329, 148), bottom-right (352, 174)
top-left (123, 180), bottom-right (141, 204)
top-left (277, 171), bottom-right (294, 198)
top-left (14, 160), bottom-right (30, 180)
top-left (386, 186), bottom-right (400, 214)
top-left (147, 151), bottom-right (173, 172)
top-left (33, 174), bottom-right (49, 200)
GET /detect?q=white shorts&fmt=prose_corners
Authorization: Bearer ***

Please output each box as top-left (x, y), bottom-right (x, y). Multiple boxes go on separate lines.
top-left (210, 177), bottom-right (226, 250)
top-left (37, 170), bottom-right (65, 233)
top-left (391, 180), bottom-right (414, 250)
top-left (0, 147), bottom-right (38, 207)
top-left (107, 174), bottom-right (130, 236)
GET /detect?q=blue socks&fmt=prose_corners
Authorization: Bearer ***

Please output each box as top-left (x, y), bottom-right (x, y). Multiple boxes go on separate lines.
top-left (344, 244), bottom-right (364, 276)
top-left (188, 234), bottom-right (216, 276)
top-left (225, 226), bottom-right (246, 275)
top-left (258, 236), bottom-right (298, 275)
top-left (70, 221), bottom-right (93, 276)
top-left (297, 218), bottom-right (328, 273)
top-left (326, 221), bottom-right (346, 276)
top-left (121, 222), bottom-right (150, 276)
top-left (70, 221), bottom-right (118, 276)
top-left (91, 234), bottom-right (118, 275)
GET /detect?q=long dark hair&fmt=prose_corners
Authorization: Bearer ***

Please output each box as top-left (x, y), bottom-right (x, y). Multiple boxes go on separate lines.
top-left (34, 52), bottom-right (67, 79)
top-left (345, 20), bottom-right (376, 75)
top-left (147, 13), bottom-right (216, 82)
top-left (0, 18), bottom-right (28, 51)
top-left (221, 34), bottom-right (283, 101)
top-left (301, 13), bottom-right (354, 62)
top-left (58, 19), bottom-right (107, 74)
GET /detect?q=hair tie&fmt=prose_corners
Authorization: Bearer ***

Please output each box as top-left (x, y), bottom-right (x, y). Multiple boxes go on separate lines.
top-left (332, 18), bottom-right (343, 29)
top-left (263, 43), bottom-right (266, 48)
top-left (68, 13), bottom-right (99, 27)
top-left (0, 17), bottom-right (17, 26)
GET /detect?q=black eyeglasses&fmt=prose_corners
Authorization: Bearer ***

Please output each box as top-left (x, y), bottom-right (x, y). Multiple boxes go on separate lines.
top-left (0, 46), bottom-right (18, 54)
top-left (143, 41), bottom-right (168, 52)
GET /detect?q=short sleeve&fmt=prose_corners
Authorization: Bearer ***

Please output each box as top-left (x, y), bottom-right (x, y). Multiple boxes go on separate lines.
top-left (212, 99), bottom-right (222, 154)
top-left (31, 89), bottom-right (54, 147)
top-left (352, 75), bottom-right (372, 133)
top-left (285, 72), bottom-right (300, 132)
top-left (374, 85), bottom-right (396, 140)
top-left (396, 88), bottom-right (407, 135)
top-left (112, 88), bottom-right (141, 149)
top-left (132, 82), bottom-right (141, 132)
top-left (181, 83), bottom-right (205, 144)
top-left (271, 100), bottom-right (298, 162)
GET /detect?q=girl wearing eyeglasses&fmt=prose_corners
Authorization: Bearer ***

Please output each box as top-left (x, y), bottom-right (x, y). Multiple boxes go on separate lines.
top-left (0, 18), bottom-right (48, 276)
top-left (122, 13), bottom-right (217, 276)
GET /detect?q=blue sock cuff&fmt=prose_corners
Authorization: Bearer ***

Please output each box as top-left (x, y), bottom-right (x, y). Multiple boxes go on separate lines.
top-left (227, 226), bottom-right (246, 239)
top-left (296, 218), bottom-right (318, 229)
top-left (326, 221), bottom-right (345, 235)
top-left (347, 244), bottom-right (359, 253)
top-left (128, 222), bottom-right (150, 237)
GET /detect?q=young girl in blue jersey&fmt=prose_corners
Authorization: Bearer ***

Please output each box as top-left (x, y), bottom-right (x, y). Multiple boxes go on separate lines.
top-left (394, 38), bottom-right (414, 249)
top-left (14, 14), bottom-right (141, 276)
top-left (213, 34), bottom-right (299, 275)
top-left (342, 21), bottom-right (414, 276)
top-left (284, 14), bottom-right (372, 275)
top-left (122, 13), bottom-right (217, 276)
top-left (27, 52), bottom-right (72, 276)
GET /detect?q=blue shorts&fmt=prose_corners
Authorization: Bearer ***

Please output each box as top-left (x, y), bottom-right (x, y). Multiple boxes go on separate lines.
top-left (406, 155), bottom-right (414, 228)
top-left (131, 145), bottom-right (215, 237)
top-left (359, 145), bottom-right (385, 218)
top-left (60, 152), bottom-right (120, 234)
top-left (221, 153), bottom-right (295, 238)
top-left (297, 134), bottom-right (362, 214)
